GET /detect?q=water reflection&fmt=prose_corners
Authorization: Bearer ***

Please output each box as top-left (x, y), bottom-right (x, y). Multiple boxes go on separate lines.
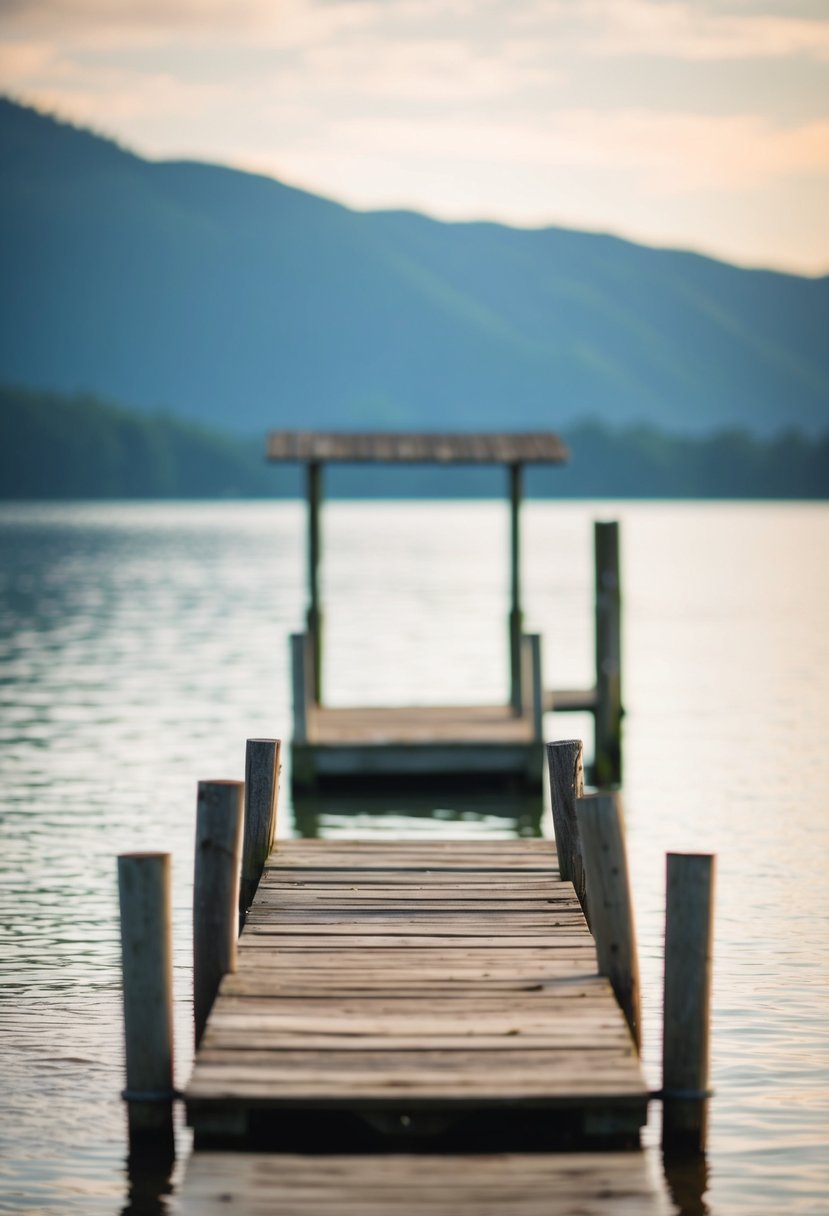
top-left (292, 788), bottom-right (545, 839)
top-left (121, 1147), bottom-right (175, 1216)
top-left (663, 1150), bottom-right (710, 1216)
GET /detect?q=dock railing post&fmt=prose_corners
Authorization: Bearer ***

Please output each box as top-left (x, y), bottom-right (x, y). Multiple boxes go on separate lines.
top-left (576, 791), bottom-right (642, 1052)
top-left (509, 462), bottom-right (524, 713)
top-left (594, 520), bottom-right (622, 786)
top-left (662, 852), bottom-right (716, 1155)
top-left (521, 633), bottom-right (544, 741)
top-left (193, 780), bottom-right (244, 1047)
top-left (291, 633), bottom-right (311, 745)
top-left (307, 460), bottom-right (323, 704)
top-left (117, 852), bottom-right (175, 1151)
top-left (239, 738), bottom-right (281, 928)
top-left (545, 739), bottom-right (586, 908)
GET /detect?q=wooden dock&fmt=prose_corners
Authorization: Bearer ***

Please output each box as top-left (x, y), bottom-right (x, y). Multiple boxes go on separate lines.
top-left (185, 838), bottom-right (649, 1148)
top-left (178, 834), bottom-right (672, 1213)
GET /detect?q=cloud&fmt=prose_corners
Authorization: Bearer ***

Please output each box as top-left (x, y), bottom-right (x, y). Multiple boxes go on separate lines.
top-left (278, 108), bottom-right (829, 196)
top-left (2, 0), bottom-right (827, 269)
top-left (0, 0), bottom-right (377, 48)
top-left (4, 0), bottom-right (828, 60)
top-left (580, 0), bottom-right (829, 61)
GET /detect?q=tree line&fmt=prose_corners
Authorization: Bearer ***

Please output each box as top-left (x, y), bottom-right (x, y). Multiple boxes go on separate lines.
top-left (2, 384), bottom-right (827, 500)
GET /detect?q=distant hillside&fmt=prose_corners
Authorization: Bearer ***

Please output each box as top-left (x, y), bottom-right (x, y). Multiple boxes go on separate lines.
top-left (0, 383), bottom-right (275, 498)
top-left (1, 97), bottom-right (828, 439)
top-left (3, 384), bottom-right (827, 500)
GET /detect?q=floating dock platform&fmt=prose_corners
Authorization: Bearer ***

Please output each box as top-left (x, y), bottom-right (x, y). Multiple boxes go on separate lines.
top-left (290, 632), bottom-right (545, 791)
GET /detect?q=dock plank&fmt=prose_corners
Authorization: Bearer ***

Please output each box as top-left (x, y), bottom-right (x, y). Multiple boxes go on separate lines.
top-left (178, 1151), bottom-right (673, 1215)
top-left (307, 704), bottom-right (536, 745)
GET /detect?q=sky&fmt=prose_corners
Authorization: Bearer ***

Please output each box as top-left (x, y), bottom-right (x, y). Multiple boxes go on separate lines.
top-left (1, 0), bottom-right (828, 275)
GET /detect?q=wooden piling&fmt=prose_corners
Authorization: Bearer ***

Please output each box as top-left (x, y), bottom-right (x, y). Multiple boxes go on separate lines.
top-left (307, 460), bottom-right (323, 704)
top-left (662, 852), bottom-right (716, 1155)
top-left (117, 852), bottom-right (175, 1149)
top-left (290, 633), bottom-right (311, 745)
top-left (239, 739), bottom-right (281, 926)
top-left (194, 780), bottom-right (244, 1048)
top-left (576, 791), bottom-right (641, 1052)
top-left (594, 520), bottom-right (622, 787)
top-left (509, 462), bottom-right (524, 713)
top-left (520, 633), bottom-right (544, 742)
top-left (545, 739), bottom-right (585, 906)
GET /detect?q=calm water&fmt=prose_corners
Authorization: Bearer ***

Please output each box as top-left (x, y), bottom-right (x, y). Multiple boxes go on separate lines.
top-left (0, 500), bottom-right (827, 1215)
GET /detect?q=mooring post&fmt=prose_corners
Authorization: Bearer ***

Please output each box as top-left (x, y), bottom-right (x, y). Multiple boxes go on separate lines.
top-left (594, 520), bottom-right (622, 786)
top-left (545, 739), bottom-right (586, 907)
top-left (290, 632), bottom-right (311, 745)
top-left (662, 852), bottom-right (716, 1155)
top-left (520, 634), bottom-right (544, 734)
top-left (239, 738), bottom-right (281, 928)
top-left (306, 459), bottom-right (323, 704)
top-left (117, 852), bottom-right (175, 1150)
top-left (193, 780), bottom-right (244, 1047)
top-left (576, 791), bottom-right (641, 1052)
top-left (509, 461), bottom-right (524, 713)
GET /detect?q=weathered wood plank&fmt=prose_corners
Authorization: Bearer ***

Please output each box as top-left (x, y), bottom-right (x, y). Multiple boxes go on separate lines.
top-left (266, 431), bottom-right (569, 466)
top-left (307, 704), bottom-right (537, 744)
top-left (221, 976), bottom-right (612, 995)
top-left (180, 1150), bottom-right (672, 1216)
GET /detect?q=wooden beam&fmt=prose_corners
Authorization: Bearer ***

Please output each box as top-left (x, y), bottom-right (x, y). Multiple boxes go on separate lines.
top-left (266, 430), bottom-right (569, 465)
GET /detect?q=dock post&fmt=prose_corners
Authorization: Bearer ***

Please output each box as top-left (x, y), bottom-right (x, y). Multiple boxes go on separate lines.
top-left (576, 791), bottom-right (641, 1052)
top-left (239, 738), bottom-right (281, 927)
top-left (662, 852), bottom-right (716, 1155)
top-left (509, 462), bottom-right (524, 713)
top-left (291, 633), bottom-right (311, 745)
top-left (545, 740), bottom-right (585, 907)
top-left (306, 460), bottom-right (323, 704)
top-left (521, 634), bottom-right (544, 739)
top-left (117, 852), bottom-right (175, 1151)
top-left (194, 780), bottom-right (244, 1047)
top-left (594, 520), bottom-right (622, 786)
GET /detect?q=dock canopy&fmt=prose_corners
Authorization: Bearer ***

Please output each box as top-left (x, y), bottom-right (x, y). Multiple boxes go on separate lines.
top-left (269, 428), bottom-right (569, 730)
top-left (266, 431), bottom-right (569, 465)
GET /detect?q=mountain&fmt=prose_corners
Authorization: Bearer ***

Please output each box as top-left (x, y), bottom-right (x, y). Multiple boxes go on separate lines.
top-left (1, 96), bottom-right (828, 438)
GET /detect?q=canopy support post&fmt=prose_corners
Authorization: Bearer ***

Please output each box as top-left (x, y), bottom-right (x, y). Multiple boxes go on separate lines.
top-left (306, 460), bottom-right (323, 704)
top-left (509, 461), bottom-right (524, 712)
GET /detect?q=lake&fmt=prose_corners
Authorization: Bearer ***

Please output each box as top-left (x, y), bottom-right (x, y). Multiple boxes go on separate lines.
top-left (0, 499), bottom-right (827, 1215)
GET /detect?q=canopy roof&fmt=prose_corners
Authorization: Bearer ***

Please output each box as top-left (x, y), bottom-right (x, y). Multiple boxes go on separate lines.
top-left (266, 431), bottom-right (568, 465)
